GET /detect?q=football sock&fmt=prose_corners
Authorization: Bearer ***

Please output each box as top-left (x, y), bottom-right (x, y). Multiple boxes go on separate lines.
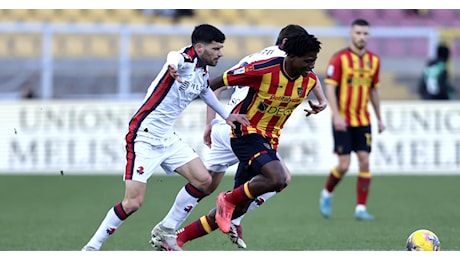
top-left (161, 183), bottom-right (207, 230)
top-left (225, 182), bottom-right (254, 205)
top-left (176, 215), bottom-right (218, 246)
top-left (85, 202), bottom-right (127, 249)
top-left (325, 168), bottom-right (342, 192)
top-left (356, 172), bottom-right (371, 205)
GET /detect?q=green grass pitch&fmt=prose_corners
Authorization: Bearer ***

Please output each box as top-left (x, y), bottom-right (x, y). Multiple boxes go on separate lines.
top-left (0, 174), bottom-right (458, 251)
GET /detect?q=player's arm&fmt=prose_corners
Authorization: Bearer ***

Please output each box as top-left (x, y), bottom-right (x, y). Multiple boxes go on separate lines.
top-left (325, 56), bottom-right (347, 131)
top-left (304, 76), bottom-right (327, 116)
top-left (200, 87), bottom-right (249, 129)
top-left (203, 85), bottom-right (227, 147)
top-left (370, 87), bottom-right (385, 133)
top-left (369, 59), bottom-right (385, 133)
top-left (210, 75), bottom-right (226, 91)
top-left (325, 82), bottom-right (347, 131)
top-left (166, 51), bottom-right (184, 83)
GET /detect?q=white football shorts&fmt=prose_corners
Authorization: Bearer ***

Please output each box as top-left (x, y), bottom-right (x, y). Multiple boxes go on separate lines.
top-left (204, 120), bottom-right (239, 173)
top-left (125, 132), bottom-right (198, 183)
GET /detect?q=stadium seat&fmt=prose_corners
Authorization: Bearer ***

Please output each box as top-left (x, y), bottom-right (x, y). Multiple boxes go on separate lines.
top-left (410, 39), bottom-right (430, 58)
top-left (353, 9), bottom-right (382, 21)
top-left (382, 38), bottom-right (407, 57)
top-left (130, 35), bottom-right (164, 58)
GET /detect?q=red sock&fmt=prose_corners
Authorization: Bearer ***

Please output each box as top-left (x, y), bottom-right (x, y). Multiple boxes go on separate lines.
top-left (325, 171), bottom-right (341, 192)
top-left (224, 182), bottom-right (254, 204)
top-left (356, 176), bottom-right (371, 205)
top-left (177, 215), bottom-right (218, 247)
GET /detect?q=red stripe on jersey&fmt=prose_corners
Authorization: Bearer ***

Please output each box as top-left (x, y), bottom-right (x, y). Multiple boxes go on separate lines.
top-left (226, 57), bottom-right (317, 149)
top-left (329, 48), bottom-right (380, 127)
top-left (123, 72), bottom-right (175, 180)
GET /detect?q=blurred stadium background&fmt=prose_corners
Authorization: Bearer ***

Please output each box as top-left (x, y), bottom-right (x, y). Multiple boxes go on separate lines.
top-left (1, 9), bottom-right (460, 100)
top-left (1, 9), bottom-right (460, 175)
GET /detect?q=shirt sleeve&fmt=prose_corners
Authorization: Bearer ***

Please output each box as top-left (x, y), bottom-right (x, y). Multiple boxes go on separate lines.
top-left (166, 51), bottom-right (183, 68)
top-left (200, 87), bottom-right (230, 120)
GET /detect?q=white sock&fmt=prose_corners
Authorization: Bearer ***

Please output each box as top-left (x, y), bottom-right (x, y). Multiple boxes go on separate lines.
top-left (355, 204), bottom-right (366, 213)
top-left (321, 188), bottom-right (332, 198)
top-left (85, 207), bottom-right (124, 250)
top-left (231, 191), bottom-right (277, 226)
top-left (161, 185), bottom-right (199, 230)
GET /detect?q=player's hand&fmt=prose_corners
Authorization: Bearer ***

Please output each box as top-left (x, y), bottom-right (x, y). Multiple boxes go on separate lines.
top-left (168, 64), bottom-right (182, 83)
top-left (203, 124), bottom-right (212, 148)
top-left (333, 114), bottom-right (347, 132)
top-left (304, 100), bottom-right (327, 117)
top-left (378, 120), bottom-right (386, 134)
top-left (225, 114), bottom-right (249, 129)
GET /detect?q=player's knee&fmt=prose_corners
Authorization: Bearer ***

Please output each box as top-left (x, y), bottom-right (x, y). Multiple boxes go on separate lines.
top-left (276, 182), bottom-right (288, 192)
top-left (193, 175), bottom-right (213, 193)
top-left (285, 173), bottom-right (292, 185)
top-left (122, 198), bottom-right (143, 213)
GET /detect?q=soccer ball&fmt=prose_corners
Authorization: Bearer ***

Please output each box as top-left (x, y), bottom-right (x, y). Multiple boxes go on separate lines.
top-left (406, 229), bottom-right (441, 251)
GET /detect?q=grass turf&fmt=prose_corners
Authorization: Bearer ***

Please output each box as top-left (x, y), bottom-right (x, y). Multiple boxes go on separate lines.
top-left (0, 174), bottom-right (458, 251)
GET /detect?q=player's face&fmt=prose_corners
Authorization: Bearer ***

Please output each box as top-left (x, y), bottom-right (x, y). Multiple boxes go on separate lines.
top-left (199, 41), bottom-right (224, 67)
top-left (288, 52), bottom-right (318, 77)
top-left (350, 25), bottom-right (369, 50)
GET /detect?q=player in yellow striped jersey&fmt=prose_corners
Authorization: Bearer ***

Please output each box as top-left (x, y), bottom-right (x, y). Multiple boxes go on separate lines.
top-left (319, 18), bottom-right (386, 221)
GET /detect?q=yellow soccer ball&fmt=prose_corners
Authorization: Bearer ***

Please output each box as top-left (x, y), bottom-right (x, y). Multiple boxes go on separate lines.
top-left (406, 229), bottom-right (441, 251)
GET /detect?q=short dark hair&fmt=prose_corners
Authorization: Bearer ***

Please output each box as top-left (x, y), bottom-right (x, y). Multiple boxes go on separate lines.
top-left (275, 24), bottom-right (308, 45)
top-left (283, 33), bottom-right (321, 57)
top-left (352, 18), bottom-right (370, 27)
top-left (437, 44), bottom-right (450, 61)
top-left (191, 24), bottom-right (225, 45)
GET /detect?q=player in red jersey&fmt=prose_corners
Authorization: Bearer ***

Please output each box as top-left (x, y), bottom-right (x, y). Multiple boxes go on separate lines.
top-left (319, 18), bottom-right (386, 221)
top-left (171, 33), bottom-right (327, 249)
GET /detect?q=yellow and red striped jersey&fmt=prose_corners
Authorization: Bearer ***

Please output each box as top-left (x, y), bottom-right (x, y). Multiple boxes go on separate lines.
top-left (325, 48), bottom-right (380, 127)
top-left (223, 56), bottom-right (318, 149)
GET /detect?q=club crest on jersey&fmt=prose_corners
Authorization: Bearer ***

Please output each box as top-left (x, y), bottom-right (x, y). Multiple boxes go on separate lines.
top-left (297, 87), bottom-right (304, 96)
top-left (137, 166), bottom-right (144, 175)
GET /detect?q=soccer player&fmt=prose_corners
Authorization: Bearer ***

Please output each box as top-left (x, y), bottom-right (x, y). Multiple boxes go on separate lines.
top-left (81, 24), bottom-right (249, 251)
top-left (201, 24), bottom-right (309, 249)
top-left (171, 33), bottom-right (326, 249)
top-left (319, 18), bottom-right (386, 221)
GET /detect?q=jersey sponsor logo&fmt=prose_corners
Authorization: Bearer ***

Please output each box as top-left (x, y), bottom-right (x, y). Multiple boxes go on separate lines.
top-left (232, 67), bottom-right (246, 75)
top-left (348, 77), bottom-right (372, 86)
top-left (257, 102), bottom-right (294, 116)
top-left (179, 80), bottom-right (203, 94)
top-left (268, 94), bottom-right (301, 103)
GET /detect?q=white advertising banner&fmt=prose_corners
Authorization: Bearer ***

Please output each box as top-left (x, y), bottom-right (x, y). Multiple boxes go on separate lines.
top-left (1, 100), bottom-right (459, 175)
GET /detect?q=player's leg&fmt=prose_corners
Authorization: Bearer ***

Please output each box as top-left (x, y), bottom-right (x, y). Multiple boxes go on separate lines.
top-left (229, 154), bottom-right (291, 248)
top-left (150, 134), bottom-right (212, 250)
top-left (205, 123), bottom-right (238, 193)
top-left (216, 134), bottom-right (288, 233)
top-left (82, 140), bottom-right (156, 251)
top-left (354, 125), bottom-right (373, 220)
top-left (320, 127), bottom-right (352, 218)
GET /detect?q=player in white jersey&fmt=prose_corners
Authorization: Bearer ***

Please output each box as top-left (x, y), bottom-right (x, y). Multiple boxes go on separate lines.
top-left (202, 24), bottom-right (310, 249)
top-left (81, 24), bottom-right (249, 251)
